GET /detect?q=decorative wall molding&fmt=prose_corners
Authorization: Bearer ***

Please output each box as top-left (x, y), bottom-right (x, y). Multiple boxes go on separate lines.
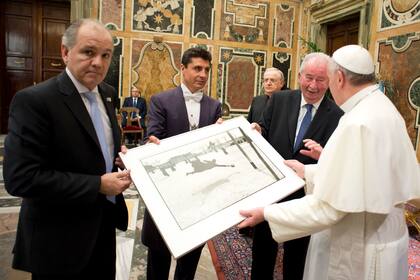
top-left (100, 0), bottom-right (125, 30)
top-left (379, 0), bottom-right (420, 31)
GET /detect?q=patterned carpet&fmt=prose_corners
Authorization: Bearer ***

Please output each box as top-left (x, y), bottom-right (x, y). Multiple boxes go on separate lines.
top-left (209, 226), bottom-right (420, 280)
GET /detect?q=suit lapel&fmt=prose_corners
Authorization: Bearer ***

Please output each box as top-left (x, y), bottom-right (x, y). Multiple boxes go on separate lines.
top-left (99, 84), bottom-right (120, 156)
top-left (175, 87), bottom-right (190, 131)
top-left (199, 96), bottom-right (210, 127)
top-left (58, 72), bottom-right (101, 149)
top-left (304, 96), bottom-right (330, 140)
top-left (288, 92), bottom-right (301, 149)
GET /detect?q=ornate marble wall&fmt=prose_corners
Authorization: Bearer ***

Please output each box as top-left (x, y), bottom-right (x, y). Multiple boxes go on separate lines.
top-left (93, 0), bottom-right (302, 118)
top-left (301, 0), bottom-right (420, 161)
top-left (371, 0), bottom-right (420, 161)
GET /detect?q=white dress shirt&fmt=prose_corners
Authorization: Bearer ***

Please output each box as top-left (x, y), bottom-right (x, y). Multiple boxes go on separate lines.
top-left (181, 83), bottom-right (203, 130)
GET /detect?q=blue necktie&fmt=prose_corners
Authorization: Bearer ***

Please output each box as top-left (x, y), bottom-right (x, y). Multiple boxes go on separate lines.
top-left (84, 92), bottom-right (115, 203)
top-left (294, 104), bottom-right (313, 153)
top-left (132, 98), bottom-right (137, 118)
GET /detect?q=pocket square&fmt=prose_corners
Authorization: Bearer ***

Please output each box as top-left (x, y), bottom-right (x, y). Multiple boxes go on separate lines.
top-left (106, 97), bottom-right (112, 102)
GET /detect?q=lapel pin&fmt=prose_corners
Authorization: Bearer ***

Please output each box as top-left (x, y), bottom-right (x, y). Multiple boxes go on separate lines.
top-left (106, 97), bottom-right (112, 102)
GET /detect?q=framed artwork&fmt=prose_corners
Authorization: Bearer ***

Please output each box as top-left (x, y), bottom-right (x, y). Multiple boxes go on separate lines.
top-left (121, 116), bottom-right (304, 258)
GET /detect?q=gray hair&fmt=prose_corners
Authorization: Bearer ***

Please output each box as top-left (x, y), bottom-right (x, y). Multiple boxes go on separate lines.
top-left (299, 52), bottom-right (331, 74)
top-left (264, 67), bottom-right (284, 81)
top-left (328, 60), bottom-right (376, 86)
top-left (62, 18), bottom-right (112, 49)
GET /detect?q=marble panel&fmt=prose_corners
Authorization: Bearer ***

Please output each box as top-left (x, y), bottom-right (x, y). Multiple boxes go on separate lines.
top-left (273, 3), bottom-right (295, 48)
top-left (272, 52), bottom-right (291, 88)
top-left (132, 0), bottom-right (184, 34)
top-left (377, 32), bottom-right (420, 160)
top-left (219, 48), bottom-right (265, 116)
top-left (191, 0), bottom-right (215, 39)
top-left (104, 37), bottom-right (124, 100)
top-left (132, 41), bottom-right (182, 104)
top-left (100, 0), bottom-right (125, 30)
top-left (380, 0), bottom-right (420, 30)
top-left (220, 0), bottom-right (269, 44)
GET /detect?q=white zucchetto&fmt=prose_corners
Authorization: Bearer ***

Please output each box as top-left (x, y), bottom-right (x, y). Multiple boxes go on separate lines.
top-left (332, 45), bottom-right (374, 75)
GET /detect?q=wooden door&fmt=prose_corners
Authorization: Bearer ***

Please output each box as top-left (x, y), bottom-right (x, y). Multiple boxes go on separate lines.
top-left (0, 0), bottom-right (70, 133)
top-left (326, 15), bottom-right (359, 55)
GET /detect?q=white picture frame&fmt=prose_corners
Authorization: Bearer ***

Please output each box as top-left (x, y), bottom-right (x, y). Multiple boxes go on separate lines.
top-left (120, 116), bottom-right (304, 258)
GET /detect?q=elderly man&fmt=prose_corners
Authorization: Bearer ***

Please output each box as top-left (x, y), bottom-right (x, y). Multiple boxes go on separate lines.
top-left (250, 53), bottom-right (343, 280)
top-left (239, 45), bottom-right (420, 279)
top-left (142, 47), bottom-right (222, 280)
top-left (3, 19), bottom-right (131, 279)
top-left (247, 67), bottom-right (287, 123)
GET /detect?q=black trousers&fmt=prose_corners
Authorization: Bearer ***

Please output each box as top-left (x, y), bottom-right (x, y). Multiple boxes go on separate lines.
top-left (146, 245), bottom-right (204, 280)
top-left (251, 221), bottom-right (310, 280)
top-left (32, 203), bottom-right (117, 280)
top-left (251, 188), bottom-right (310, 280)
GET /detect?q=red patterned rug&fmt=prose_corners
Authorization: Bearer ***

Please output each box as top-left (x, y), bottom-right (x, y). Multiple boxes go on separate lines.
top-left (209, 227), bottom-right (420, 280)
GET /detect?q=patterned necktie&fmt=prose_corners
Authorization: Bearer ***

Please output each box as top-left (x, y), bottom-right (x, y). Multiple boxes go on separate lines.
top-left (84, 92), bottom-right (115, 203)
top-left (294, 104), bottom-right (313, 153)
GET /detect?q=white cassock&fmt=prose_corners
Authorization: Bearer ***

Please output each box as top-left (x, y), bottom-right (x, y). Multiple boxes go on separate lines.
top-left (264, 84), bottom-right (420, 280)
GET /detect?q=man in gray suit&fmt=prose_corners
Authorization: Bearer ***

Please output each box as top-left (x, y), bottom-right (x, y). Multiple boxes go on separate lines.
top-left (142, 47), bottom-right (222, 280)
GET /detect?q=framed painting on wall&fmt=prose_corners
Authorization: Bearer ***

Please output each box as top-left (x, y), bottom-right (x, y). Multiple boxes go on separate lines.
top-left (120, 116), bottom-right (304, 258)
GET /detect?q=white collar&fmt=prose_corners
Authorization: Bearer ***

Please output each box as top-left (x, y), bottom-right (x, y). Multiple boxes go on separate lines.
top-left (300, 94), bottom-right (323, 110)
top-left (340, 84), bottom-right (378, 113)
top-left (66, 68), bottom-right (99, 94)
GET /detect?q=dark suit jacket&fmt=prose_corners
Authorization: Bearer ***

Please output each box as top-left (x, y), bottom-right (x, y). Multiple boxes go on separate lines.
top-left (247, 94), bottom-right (270, 123)
top-left (122, 96), bottom-right (147, 128)
top-left (142, 86), bottom-right (221, 251)
top-left (247, 87), bottom-right (290, 123)
top-left (3, 71), bottom-right (128, 274)
top-left (260, 89), bottom-right (343, 199)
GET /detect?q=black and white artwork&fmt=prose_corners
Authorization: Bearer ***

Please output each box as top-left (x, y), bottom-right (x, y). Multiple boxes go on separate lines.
top-left (121, 116), bottom-right (304, 258)
top-left (141, 127), bottom-right (284, 229)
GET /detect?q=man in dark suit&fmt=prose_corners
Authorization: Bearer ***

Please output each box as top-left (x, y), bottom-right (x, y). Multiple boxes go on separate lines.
top-left (3, 19), bottom-right (131, 280)
top-left (247, 67), bottom-right (287, 123)
top-left (250, 53), bottom-right (344, 280)
top-left (122, 85), bottom-right (147, 131)
top-left (142, 47), bottom-right (222, 280)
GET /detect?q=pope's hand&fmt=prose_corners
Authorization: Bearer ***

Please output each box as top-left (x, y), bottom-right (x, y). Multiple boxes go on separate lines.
top-left (237, 207), bottom-right (264, 228)
top-left (284, 159), bottom-right (304, 179)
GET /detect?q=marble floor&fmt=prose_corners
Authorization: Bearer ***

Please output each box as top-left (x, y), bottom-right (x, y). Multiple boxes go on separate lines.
top-left (0, 135), bottom-right (217, 280)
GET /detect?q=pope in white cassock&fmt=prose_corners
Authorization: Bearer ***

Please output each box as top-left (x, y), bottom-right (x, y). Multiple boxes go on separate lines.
top-left (239, 45), bottom-right (420, 280)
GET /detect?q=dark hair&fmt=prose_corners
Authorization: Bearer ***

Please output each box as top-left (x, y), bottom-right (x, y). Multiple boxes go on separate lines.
top-left (181, 47), bottom-right (212, 66)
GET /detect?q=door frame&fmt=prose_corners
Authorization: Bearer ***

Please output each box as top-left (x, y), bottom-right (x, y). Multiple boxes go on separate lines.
top-left (307, 0), bottom-right (372, 51)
